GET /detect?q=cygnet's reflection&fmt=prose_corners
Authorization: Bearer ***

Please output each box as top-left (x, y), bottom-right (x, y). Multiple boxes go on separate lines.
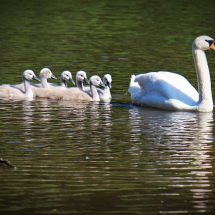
top-left (129, 106), bottom-right (214, 212)
top-left (82, 102), bottom-right (112, 145)
top-left (39, 100), bottom-right (113, 146)
top-left (21, 99), bottom-right (113, 154)
top-left (22, 100), bottom-right (34, 143)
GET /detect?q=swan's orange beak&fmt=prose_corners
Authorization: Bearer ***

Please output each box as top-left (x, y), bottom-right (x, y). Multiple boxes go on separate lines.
top-left (209, 42), bottom-right (215, 50)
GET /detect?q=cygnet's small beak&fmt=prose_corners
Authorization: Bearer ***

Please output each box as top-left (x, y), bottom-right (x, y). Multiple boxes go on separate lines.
top-left (33, 75), bottom-right (40, 82)
top-left (107, 82), bottom-right (112, 89)
top-left (69, 78), bottom-right (75, 85)
top-left (100, 81), bottom-right (106, 88)
top-left (51, 74), bottom-right (57, 79)
top-left (85, 78), bottom-right (90, 85)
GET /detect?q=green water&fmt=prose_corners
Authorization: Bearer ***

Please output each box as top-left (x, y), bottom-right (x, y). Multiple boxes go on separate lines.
top-left (0, 0), bottom-right (215, 214)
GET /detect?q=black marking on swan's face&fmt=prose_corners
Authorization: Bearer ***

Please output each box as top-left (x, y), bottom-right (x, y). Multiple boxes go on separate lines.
top-left (205, 40), bottom-right (214, 46)
top-left (205, 39), bottom-right (215, 50)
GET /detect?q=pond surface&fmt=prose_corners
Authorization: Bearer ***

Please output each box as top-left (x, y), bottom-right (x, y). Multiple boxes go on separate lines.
top-left (0, 0), bottom-right (215, 214)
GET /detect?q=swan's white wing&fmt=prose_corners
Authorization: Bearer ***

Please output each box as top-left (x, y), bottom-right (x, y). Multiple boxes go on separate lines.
top-left (131, 71), bottom-right (199, 109)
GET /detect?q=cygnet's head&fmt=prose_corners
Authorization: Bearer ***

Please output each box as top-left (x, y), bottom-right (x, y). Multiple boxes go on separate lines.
top-left (61, 70), bottom-right (75, 85)
top-left (23, 70), bottom-right (40, 82)
top-left (103, 74), bottom-right (112, 88)
top-left (76, 70), bottom-right (89, 84)
top-left (40, 68), bottom-right (57, 80)
top-left (193, 35), bottom-right (215, 51)
top-left (90, 75), bottom-right (105, 87)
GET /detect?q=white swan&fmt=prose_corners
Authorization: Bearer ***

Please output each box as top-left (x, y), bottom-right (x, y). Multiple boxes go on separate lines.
top-left (128, 35), bottom-right (215, 112)
top-left (0, 69), bottom-right (40, 100)
top-left (60, 70), bottom-right (75, 87)
top-left (85, 74), bottom-right (112, 102)
top-left (34, 75), bottom-right (105, 101)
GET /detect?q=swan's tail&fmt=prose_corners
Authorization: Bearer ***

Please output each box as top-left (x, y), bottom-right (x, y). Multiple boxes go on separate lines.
top-left (129, 74), bottom-right (139, 87)
top-left (129, 75), bottom-right (135, 86)
top-left (128, 74), bottom-right (140, 94)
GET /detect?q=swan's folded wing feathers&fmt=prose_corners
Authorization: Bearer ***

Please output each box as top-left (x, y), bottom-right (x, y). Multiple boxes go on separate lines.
top-left (0, 85), bottom-right (23, 98)
top-left (134, 71), bottom-right (198, 103)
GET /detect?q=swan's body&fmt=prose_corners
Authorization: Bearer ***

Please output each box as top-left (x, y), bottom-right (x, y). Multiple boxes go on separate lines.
top-left (33, 70), bottom-right (89, 99)
top-left (0, 70), bottom-right (40, 100)
top-left (85, 74), bottom-right (112, 102)
top-left (128, 35), bottom-right (215, 112)
top-left (34, 75), bottom-right (105, 101)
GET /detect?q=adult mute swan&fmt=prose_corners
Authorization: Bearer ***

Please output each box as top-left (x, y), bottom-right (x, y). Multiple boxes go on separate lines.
top-left (34, 75), bottom-right (105, 101)
top-left (0, 69), bottom-right (40, 100)
top-left (128, 35), bottom-right (215, 112)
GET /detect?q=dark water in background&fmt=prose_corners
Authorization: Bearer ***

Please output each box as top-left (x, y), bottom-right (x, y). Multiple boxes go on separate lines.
top-left (0, 0), bottom-right (215, 214)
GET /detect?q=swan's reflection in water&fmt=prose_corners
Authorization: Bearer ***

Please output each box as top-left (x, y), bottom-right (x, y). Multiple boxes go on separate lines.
top-left (19, 100), bottom-right (214, 213)
top-left (87, 102), bottom-right (112, 144)
top-left (129, 106), bottom-right (214, 213)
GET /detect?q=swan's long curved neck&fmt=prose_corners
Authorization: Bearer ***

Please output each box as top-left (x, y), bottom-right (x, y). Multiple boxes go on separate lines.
top-left (40, 77), bottom-right (49, 88)
top-left (23, 78), bottom-right (33, 98)
top-left (193, 46), bottom-right (213, 108)
top-left (60, 77), bottom-right (67, 88)
top-left (76, 79), bottom-right (84, 90)
top-left (103, 86), bottom-right (111, 97)
top-left (90, 84), bottom-right (100, 101)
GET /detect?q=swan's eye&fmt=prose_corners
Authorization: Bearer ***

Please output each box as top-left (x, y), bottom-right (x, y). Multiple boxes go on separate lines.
top-left (205, 40), bottom-right (213, 45)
